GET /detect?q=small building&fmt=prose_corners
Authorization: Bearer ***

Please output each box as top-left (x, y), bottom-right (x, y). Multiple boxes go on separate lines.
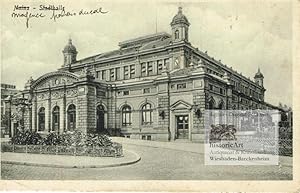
top-left (1, 83), bottom-right (20, 137)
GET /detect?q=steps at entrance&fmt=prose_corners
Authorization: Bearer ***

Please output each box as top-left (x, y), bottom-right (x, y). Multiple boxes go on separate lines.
top-left (174, 139), bottom-right (192, 143)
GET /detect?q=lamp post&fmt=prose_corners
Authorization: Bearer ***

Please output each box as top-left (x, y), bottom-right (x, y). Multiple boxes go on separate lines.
top-left (193, 102), bottom-right (202, 119)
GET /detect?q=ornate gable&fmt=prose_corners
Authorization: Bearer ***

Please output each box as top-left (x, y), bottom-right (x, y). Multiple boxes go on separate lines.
top-left (170, 100), bottom-right (192, 111)
top-left (31, 71), bottom-right (79, 90)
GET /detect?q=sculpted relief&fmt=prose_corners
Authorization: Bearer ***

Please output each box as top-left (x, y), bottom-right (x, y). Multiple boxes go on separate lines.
top-left (36, 76), bottom-right (76, 89)
top-left (31, 71), bottom-right (79, 90)
top-left (66, 89), bottom-right (78, 97)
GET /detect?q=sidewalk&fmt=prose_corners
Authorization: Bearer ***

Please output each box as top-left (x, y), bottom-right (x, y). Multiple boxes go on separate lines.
top-left (1, 149), bottom-right (141, 168)
top-left (111, 137), bottom-right (204, 154)
top-left (111, 137), bottom-right (292, 167)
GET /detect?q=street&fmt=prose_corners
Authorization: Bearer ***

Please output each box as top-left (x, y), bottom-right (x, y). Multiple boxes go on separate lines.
top-left (1, 143), bottom-right (292, 180)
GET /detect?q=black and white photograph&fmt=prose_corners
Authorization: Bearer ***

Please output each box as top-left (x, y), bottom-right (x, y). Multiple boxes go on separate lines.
top-left (0, 0), bottom-right (298, 192)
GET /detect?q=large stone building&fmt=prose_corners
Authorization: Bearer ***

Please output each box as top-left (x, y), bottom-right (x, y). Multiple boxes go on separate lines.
top-left (5, 7), bottom-right (289, 141)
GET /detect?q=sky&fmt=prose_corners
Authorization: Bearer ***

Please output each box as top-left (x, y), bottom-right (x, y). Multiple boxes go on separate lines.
top-left (1, 0), bottom-right (293, 107)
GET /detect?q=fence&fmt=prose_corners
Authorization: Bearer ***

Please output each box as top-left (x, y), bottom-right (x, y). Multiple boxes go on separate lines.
top-left (1, 142), bottom-right (123, 157)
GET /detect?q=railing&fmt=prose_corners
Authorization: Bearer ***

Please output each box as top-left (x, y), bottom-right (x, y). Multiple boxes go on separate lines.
top-left (1, 142), bottom-right (123, 157)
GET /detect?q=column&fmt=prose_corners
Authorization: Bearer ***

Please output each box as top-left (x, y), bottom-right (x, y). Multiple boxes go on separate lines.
top-left (120, 65), bottom-right (125, 80)
top-left (32, 97), bottom-right (37, 132)
top-left (135, 59), bottom-right (141, 78)
top-left (106, 69), bottom-right (110, 81)
top-left (63, 89), bottom-right (66, 132)
top-left (29, 106), bottom-right (32, 131)
top-left (153, 60), bottom-right (158, 75)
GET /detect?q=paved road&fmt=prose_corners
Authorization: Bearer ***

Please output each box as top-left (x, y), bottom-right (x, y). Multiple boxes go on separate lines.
top-left (1, 143), bottom-right (292, 180)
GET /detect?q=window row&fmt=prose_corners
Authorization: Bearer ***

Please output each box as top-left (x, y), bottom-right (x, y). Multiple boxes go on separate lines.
top-left (38, 104), bottom-right (76, 132)
top-left (208, 84), bottom-right (225, 95)
top-left (117, 88), bottom-right (152, 96)
top-left (170, 83), bottom-right (187, 90)
top-left (232, 81), bottom-right (262, 100)
top-left (37, 103), bottom-right (155, 131)
top-left (96, 59), bottom-right (169, 81)
top-left (121, 103), bottom-right (153, 126)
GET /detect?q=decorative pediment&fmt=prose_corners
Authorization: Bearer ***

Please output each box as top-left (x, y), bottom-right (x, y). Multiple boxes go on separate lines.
top-left (31, 71), bottom-right (79, 90)
top-left (170, 100), bottom-right (192, 111)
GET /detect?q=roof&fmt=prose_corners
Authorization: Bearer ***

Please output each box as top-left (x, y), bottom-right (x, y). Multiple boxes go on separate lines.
top-left (171, 7), bottom-right (190, 26)
top-left (254, 68), bottom-right (264, 78)
top-left (119, 32), bottom-right (171, 48)
top-left (76, 32), bottom-right (172, 64)
top-left (63, 39), bottom-right (77, 54)
top-left (169, 67), bottom-right (196, 77)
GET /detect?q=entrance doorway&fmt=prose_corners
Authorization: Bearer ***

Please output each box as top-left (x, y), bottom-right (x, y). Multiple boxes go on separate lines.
top-left (96, 105), bottom-right (105, 133)
top-left (176, 115), bottom-right (189, 139)
top-left (52, 106), bottom-right (60, 132)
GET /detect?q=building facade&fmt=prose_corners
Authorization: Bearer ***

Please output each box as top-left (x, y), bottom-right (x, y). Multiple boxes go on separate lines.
top-left (6, 7), bottom-right (289, 141)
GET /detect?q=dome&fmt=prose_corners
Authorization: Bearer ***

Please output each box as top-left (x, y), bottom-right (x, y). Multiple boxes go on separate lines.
top-left (171, 7), bottom-right (190, 26)
top-left (63, 38), bottom-right (77, 54)
top-left (254, 68), bottom-right (264, 78)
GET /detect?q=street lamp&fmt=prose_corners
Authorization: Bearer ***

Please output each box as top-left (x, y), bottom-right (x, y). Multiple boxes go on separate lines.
top-left (193, 102), bottom-right (202, 119)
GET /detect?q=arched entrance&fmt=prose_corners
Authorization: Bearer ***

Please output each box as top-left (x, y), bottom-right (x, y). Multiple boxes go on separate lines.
top-left (67, 104), bottom-right (76, 131)
top-left (96, 105), bottom-right (105, 133)
top-left (52, 106), bottom-right (60, 132)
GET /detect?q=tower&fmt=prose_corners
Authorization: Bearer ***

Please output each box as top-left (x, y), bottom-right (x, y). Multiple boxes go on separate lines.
top-left (62, 38), bottom-right (77, 67)
top-left (170, 7), bottom-right (190, 42)
top-left (254, 68), bottom-right (264, 87)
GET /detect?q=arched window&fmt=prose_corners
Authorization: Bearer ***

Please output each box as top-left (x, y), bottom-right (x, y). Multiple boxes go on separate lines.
top-left (38, 107), bottom-right (45, 131)
top-left (218, 101), bottom-right (224, 110)
top-left (175, 30), bottom-right (179, 39)
top-left (218, 101), bottom-right (225, 124)
top-left (208, 98), bottom-right (215, 124)
top-left (208, 98), bottom-right (215, 109)
top-left (141, 103), bottom-right (153, 125)
top-left (52, 106), bottom-right (60, 132)
top-left (67, 104), bottom-right (76, 131)
top-left (122, 105), bottom-right (132, 126)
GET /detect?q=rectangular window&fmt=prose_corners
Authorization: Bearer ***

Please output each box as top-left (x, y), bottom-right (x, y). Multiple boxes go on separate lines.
top-left (209, 84), bottom-right (213, 90)
top-left (123, 91), bottom-right (129, 95)
top-left (142, 135), bottom-right (146, 140)
top-left (116, 67), bottom-right (121, 80)
top-left (177, 83), bottom-right (187, 89)
top-left (220, 88), bottom-right (223, 94)
top-left (130, 65), bottom-right (135, 78)
top-left (124, 66), bottom-right (129, 80)
top-left (101, 70), bottom-right (106, 80)
top-left (157, 60), bottom-right (163, 75)
top-left (164, 58), bottom-right (169, 69)
top-left (143, 88), bottom-right (150, 94)
top-left (147, 135), bottom-right (151, 140)
top-left (110, 69), bottom-right (115, 81)
top-left (147, 61), bottom-right (154, 76)
top-left (96, 71), bottom-right (101, 79)
top-left (141, 63), bottom-right (147, 77)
